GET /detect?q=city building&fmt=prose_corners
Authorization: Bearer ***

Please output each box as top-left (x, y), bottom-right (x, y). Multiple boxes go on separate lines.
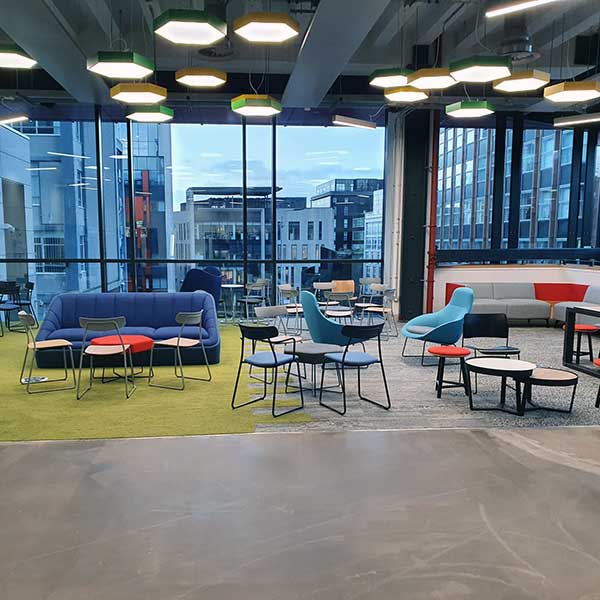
top-left (363, 188), bottom-right (383, 280)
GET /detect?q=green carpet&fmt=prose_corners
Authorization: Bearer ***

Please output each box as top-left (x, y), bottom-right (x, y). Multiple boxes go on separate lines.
top-left (0, 325), bottom-right (310, 442)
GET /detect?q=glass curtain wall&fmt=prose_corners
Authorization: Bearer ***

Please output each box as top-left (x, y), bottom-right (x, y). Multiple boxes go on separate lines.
top-left (437, 125), bottom-right (577, 252)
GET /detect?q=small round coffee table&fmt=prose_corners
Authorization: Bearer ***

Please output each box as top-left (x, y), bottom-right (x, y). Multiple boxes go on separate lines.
top-left (285, 342), bottom-right (343, 396)
top-left (91, 334), bottom-right (154, 380)
top-left (465, 357), bottom-right (536, 416)
top-left (523, 368), bottom-right (578, 414)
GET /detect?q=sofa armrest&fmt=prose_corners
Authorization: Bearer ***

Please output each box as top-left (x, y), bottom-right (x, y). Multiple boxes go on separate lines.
top-left (35, 295), bottom-right (64, 341)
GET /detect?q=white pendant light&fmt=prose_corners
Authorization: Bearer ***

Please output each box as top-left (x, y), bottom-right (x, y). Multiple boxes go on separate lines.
top-left (369, 68), bottom-right (412, 88)
top-left (554, 112), bottom-right (600, 127)
top-left (544, 81), bottom-right (600, 103)
top-left (332, 115), bottom-right (376, 130)
top-left (154, 9), bottom-right (227, 45)
top-left (0, 113), bottom-right (28, 126)
top-left (87, 51), bottom-right (154, 79)
top-left (0, 44), bottom-right (36, 69)
top-left (446, 101), bottom-right (495, 118)
top-left (384, 86), bottom-right (429, 103)
top-left (486, 0), bottom-right (563, 19)
top-left (111, 83), bottom-right (167, 104)
top-left (449, 56), bottom-right (512, 83)
top-left (175, 67), bottom-right (227, 87)
top-left (493, 69), bottom-right (550, 92)
top-left (408, 68), bottom-right (456, 90)
top-left (126, 105), bottom-right (174, 123)
top-left (233, 12), bottom-right (300, 43)
top-left (231, 94), bottom-right (281, 117)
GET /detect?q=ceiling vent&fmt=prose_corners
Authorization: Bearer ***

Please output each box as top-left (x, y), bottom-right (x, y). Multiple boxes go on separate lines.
top-left (497, 15), bottom-right (540, 65)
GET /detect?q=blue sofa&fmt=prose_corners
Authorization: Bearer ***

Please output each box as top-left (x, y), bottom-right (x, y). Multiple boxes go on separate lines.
top-left (36, 292), bottom-right (220, 368)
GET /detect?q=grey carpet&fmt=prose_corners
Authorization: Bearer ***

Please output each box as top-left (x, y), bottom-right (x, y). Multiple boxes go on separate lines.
top-left (253, 326), bottom-right (600, 432)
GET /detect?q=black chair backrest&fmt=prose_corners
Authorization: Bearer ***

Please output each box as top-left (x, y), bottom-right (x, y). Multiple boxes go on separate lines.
top-left (341, 323), bottom-right (384, 342)
top-left (239, 323), bottom-right (278, 341)
top-left (463, 313), bottom-right (508, 340)
top-left (0, 283), bottom-right (20, 301)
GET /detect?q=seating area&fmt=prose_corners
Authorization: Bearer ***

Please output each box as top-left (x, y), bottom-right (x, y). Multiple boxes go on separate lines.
top-left (4, 1), bottom-right (600, 596)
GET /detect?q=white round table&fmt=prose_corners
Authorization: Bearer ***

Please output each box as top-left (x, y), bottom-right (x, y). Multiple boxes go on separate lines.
top-left (221, 284), bottom-right (244, 321)
top-left (465, 357), bottom-right (536, 416)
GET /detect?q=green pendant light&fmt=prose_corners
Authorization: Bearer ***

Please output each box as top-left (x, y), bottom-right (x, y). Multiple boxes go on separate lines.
top-left (449, 56), bottom-right (512, 83)
top-left (87, 51), bottom-right (154, 79)
top-left (126, 105), bottom-right (174, 123)
top-left (0, 44), bottom-right (36, 69)
top-left (231, 94), bottom-right (281, 117)
top-left (154, 9), bottom-right (227, 45)
top-left (446, 100), bottom-right (495, 118)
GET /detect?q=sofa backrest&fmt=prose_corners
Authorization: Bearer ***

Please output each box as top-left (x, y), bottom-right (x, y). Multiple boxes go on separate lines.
top-left (584, 285), bottom-right (600, 304)
top-left (465, 283), bottom-right (493, 299)
top-left (493, 282), bottom-right (534, 300)
top-left (44, 292), bottom-right (216, 330)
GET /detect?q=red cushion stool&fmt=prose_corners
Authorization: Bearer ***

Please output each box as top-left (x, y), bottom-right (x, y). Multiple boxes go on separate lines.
top-left (563, 324), bottom-right (598, 364)
top-left (91, 334), bottom-right (154, 354)
top-left (427, 346), bottom-right (472, 399)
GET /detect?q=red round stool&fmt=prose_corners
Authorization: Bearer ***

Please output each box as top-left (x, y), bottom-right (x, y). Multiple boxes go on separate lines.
top-left (563, 324), bottom-right (598, 364)
top-left (427, 346), bottom-right (472, 398)
top-left (91, 334), bottom-right (154, 354)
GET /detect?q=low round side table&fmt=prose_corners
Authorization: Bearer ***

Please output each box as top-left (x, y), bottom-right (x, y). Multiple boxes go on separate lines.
top-left (465, 357), bottom-right (536, 416)
top-left (91, 334), bottom-right (154, 380)
top-left (427, 345), bottom-right (471, 399)
top-left (523, 368), bottom-right (578, 414)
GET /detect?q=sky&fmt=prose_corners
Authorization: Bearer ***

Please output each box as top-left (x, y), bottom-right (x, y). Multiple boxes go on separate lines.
top-left (170, 124), bottom-right (385, 209)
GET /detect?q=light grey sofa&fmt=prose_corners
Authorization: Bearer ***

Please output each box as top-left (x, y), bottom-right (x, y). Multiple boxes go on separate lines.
top-left (553, 285), bottom-right (600, 325)
top-left (465, 282), bottom-right (551, 322)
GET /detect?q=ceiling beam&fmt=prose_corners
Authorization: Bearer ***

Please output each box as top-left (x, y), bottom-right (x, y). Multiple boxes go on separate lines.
top-left (282, 0), bottom-right (392, 108)
top-left (82, 0), bottom-right (121, 41)
top-left (417, 2), bottom-right (468, 46)
top-left (1, 0), bottom-right (109, 104)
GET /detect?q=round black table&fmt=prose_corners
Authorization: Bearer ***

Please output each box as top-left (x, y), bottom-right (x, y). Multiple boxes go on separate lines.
top-left (285, 342), bottom-right (343, 396)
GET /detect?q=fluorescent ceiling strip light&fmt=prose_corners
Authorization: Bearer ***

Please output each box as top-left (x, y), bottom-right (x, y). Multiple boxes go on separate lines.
top-left (109, 154), bottom-right (128, 159)
top-left (68, 183), bottom-right (88, 187)
top-left (332, 115), bottom-right (376, 130)
top-left (48, 151), bottom-right (89, 159)
top-left (0, 114), bottom-right (28, 125)
top-left (554, 112), bottom-right (600, 127)
top-left (486, 0), bottom-right (564, 18)
top-left (26, 166), bottom-right (57, 171)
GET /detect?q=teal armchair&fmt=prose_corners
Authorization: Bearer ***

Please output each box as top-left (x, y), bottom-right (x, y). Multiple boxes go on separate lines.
top-left (300, 291), bottom-right (349, 346)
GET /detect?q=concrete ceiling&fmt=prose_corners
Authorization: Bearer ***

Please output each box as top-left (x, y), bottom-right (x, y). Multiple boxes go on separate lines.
top-left (0, 0), bottom-right (598, 113)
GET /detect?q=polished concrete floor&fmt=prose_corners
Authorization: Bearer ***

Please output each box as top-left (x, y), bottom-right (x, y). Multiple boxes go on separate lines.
top-left (3, 428), bottom-right (600, 599)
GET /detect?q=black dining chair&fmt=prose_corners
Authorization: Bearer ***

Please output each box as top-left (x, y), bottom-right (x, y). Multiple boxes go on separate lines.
top-left (319, 322), bottom-right (390, 415)
top-left (16, 282), bottom-right (38, 327)
top-left (231, 323), bottom-right (304, 418)
top-left (0, 283), bottom-right (21, 335)
top-left (462, 313), bottom-right (521, 393)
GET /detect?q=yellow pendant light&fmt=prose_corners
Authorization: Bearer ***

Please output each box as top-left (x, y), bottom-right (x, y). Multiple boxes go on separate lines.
top-left (175, 67), bottom-right (227, 87)
top-left (111, 83), bottom-right (167, 104)
top-left (408, 68), bottom-right (456, 90)
top-left (493, 69), bottom-right (550, 92)
top-left (233, 12), bottom-right (299, 43)
top-left (384, 86), bottom-right (429, 103)
top-left (544, 81), bottom-right (600, 103)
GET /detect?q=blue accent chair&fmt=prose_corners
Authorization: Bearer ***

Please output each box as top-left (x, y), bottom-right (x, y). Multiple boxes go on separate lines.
top-left (401, 287), bottom-right (474, 364)
top-left (180, 268), bottom-right (223, 305)
top-left (300, 290), bottom-right (349, 347)
top-left (36, 292), bottom-right (220, 367)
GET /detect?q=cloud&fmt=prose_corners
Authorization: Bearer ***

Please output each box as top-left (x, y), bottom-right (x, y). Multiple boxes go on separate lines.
top-left (200, 152), bottom-right (223, 158)
top-left (353, 167), bottom-right (372, 171)
top-left (318, 161), bottom-right (340, 166)
top-left (305, 150), bottom-right (349, 156)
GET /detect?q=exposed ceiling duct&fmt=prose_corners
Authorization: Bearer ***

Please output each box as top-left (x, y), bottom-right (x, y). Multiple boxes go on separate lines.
top-left (497, 14), bottom-right (540, 65)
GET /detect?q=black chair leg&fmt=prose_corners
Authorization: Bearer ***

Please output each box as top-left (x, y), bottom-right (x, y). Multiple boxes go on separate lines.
top-left (596, 385), bottom-right (600, 409)
top-left (357, 363), bottom-right (391, 410)
top-left (436, 357), bottom-right (445, 398)
top-left (588, 333), bottom-right (594, 362)
top-left (319, 362), bottom-right (347, 415)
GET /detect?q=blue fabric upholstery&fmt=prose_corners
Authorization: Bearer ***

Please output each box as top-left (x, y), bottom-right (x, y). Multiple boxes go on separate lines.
top-left (300, 291), bottom-right (350, 346)
top-left (245, 351), bottom-right (295, 368)
top-left (180, 268), bottom-right (222, 304)
top-left (324, 351), bottom-right (379, 366)
top-left (36, 292), bottom-right (220, 367)
top-left (401, 287), bottom-right (474, 345)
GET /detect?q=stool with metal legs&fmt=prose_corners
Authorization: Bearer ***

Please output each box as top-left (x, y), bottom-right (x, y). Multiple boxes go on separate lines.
top-left (76, 317), bottom-right (136, 400)
top-left (17, 311), bottom-right (76, 394)
top-left (148, 310), bottom-right (211, 390)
